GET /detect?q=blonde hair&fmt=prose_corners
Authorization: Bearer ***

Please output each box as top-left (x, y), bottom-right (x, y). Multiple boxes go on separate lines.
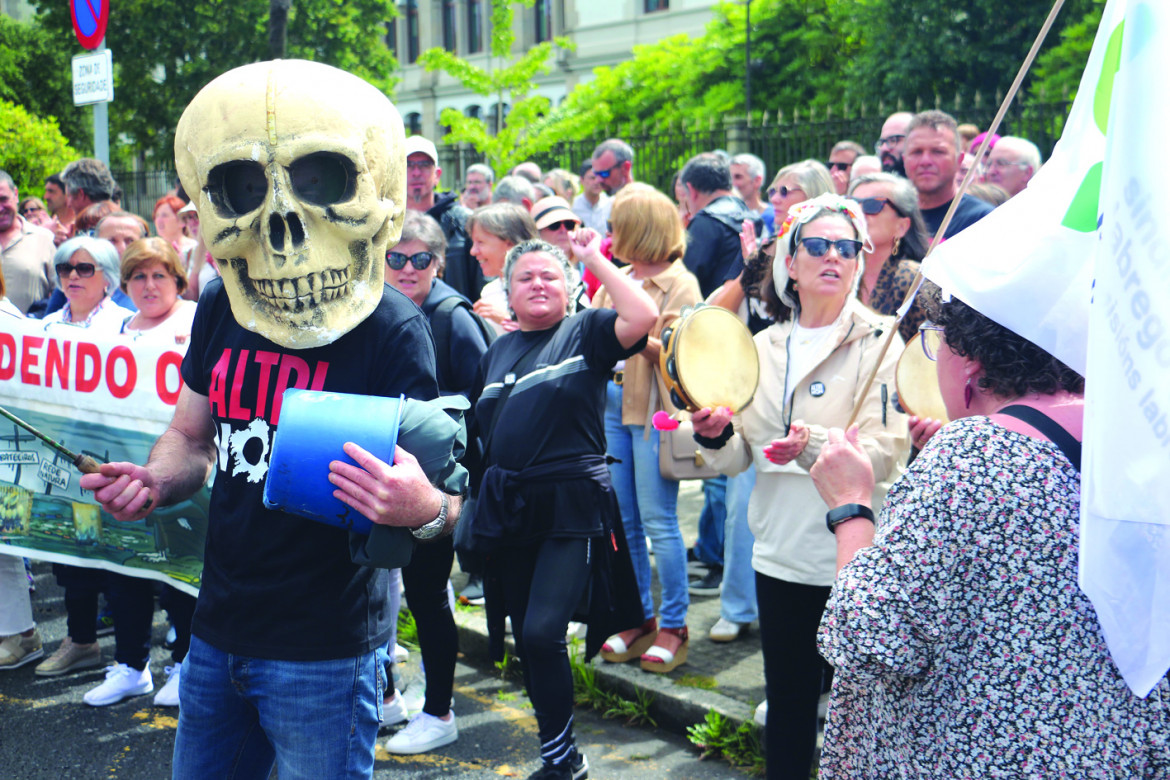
top-left (609, 183), bottom-right (686, 266)
top-left (119, 237), bottom-right (189, 295)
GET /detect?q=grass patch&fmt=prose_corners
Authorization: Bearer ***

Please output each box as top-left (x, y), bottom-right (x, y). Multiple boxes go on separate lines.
top-left (396, 607), bottom-right (418, 649)
top-left (686, 710), bottom-right (766, 776)
top-left (568, 638), bottom-right (657, 727)
top-left (676, 673), bottom-right (718, 691)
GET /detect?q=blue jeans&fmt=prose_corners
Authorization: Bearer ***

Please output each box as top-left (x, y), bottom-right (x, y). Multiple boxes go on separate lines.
top-left (721, 465), bottom-right (758, 624)
top-left (604, 381), bottom-right (688, 628)
top-left (173, 635), bottom-right (386, 780)
top-left (695, 476), bottom-right (727, 567)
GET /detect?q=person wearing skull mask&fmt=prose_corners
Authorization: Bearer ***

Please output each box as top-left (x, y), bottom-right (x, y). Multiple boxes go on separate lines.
top-left (403, 135), bottom-right (485, 306)
top-left (80, 61), bottom-right (466, 779)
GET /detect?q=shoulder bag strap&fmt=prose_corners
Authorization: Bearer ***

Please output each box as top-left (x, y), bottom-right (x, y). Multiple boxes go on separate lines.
top-left (996, 404), bottom-right (1082, 472)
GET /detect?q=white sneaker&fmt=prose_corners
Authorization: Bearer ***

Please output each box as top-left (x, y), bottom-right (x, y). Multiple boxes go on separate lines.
top-left (154, 665), bottom-right (181, 707)
top-left (84, 663), bottom-right (153, 707)
top-left (393, 643), bottom-right (410, 663)
top-left (385, 711), bottom-right (458, 754)
top-left (382, 690), bottom-right (409, 726)
top-left (708, 617), bottom-right (748, 642)
top-left (401, 678), bottom-right (426, 715)
top-left (754, 700), bottom-right (768, 727)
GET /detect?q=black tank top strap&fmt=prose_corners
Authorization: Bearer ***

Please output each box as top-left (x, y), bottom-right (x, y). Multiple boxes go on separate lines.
top-left (996, 404), bottom-right (1081, 472)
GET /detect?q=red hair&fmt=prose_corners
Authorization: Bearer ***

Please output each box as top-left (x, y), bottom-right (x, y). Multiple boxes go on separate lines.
top-left (153, 195), bottom-right (187, 220)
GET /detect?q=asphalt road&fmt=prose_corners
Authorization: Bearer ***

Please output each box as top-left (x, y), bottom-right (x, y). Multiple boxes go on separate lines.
top-left (0, 563), bottom-right (749, 779)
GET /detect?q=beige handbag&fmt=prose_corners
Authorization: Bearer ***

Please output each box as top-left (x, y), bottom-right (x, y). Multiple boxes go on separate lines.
top-left (646, 372), bottom-right (718, 481)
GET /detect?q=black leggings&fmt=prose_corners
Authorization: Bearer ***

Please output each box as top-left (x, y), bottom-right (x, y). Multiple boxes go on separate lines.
top-left (401, 535), bottom-right (458, 717)
top-left (756, 572), bottom-right (833, 780)
top-left (493, 537), bottom-right (591, 766)
top-left (105, 576), bottom-right (196, 670)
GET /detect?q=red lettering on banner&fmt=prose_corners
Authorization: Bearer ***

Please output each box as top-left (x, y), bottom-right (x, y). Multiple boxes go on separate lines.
top-left (106, 346), bottom-right (136, 399)
top-left (76, 342), bottom-right (101, 392)
top-left (270, 354), bottom-right (311, 425)
top-left (253, 351), bottom-right (280, 418)
top-left (0, 332), bottom-right (16, 380)
top-left (209, 350), bottom-right (231, 418)
top-left (156, 352), bottom-right (184, 405)
top-left (46, 339), bottom-right (71, 389)
top-left (310, 361), bottom-right (330, 391)
top-left (20, 336), bottom-right (43, 385)
top-left (228, 349), bottom-right (252, 420)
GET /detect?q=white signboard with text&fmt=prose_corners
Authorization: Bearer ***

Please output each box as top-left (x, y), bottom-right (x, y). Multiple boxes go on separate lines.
top-left (72, 49), bottom-right (114, 106)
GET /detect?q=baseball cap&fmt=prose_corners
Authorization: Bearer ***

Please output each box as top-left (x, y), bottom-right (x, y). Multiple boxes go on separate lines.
top-left (404, 136), bottom-right (438, 164)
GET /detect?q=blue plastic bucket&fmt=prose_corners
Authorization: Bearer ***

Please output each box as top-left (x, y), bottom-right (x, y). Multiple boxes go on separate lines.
top-left (263, 389), bottom-right (405, 534)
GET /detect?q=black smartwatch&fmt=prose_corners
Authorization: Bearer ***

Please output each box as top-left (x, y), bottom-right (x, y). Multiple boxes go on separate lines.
top-left (825, 503), bottom-right (875, 534)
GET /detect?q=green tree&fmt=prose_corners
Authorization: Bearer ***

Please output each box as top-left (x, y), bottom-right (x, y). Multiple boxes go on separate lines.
top-left (1029, 0), bottom-right (1104, 102)
top-left (0, 15), bottom-right (89, 151)
top-left (31, 0), bottom-right (398, 167)
top-left (0, 99), bottom-right (80, 194)
top-left (418, 1), bottom-right (596, 172)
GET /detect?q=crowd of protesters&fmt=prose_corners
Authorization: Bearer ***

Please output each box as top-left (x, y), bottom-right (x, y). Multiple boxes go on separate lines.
top-left (2, 104), bottom-right (1166, 780)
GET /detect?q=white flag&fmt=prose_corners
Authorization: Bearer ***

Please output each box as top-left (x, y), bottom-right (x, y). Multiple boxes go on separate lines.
top-left (923, 0), bottom-right (1170, 696)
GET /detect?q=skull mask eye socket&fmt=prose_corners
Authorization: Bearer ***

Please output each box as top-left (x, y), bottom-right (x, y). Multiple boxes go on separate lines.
top-left (207, 161), bottom-right (268, 217)
top-left (289, 152), bottom-right (357, 206)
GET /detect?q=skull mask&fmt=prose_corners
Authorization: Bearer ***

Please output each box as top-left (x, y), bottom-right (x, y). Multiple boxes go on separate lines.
top-left (174, 60), bottom-right (405, 349)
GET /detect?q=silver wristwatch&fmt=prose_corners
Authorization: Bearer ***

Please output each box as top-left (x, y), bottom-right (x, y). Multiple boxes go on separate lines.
top-left (411, 491), bottom-right (448, 540)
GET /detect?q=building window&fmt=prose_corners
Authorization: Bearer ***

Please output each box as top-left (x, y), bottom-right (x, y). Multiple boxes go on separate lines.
top-left (467, 105), bottom-right (482, 120)
top-left (406, 113), bottom-right (423, 136)
top-left (644, 0), bottom-right (668, 11)
top-left (535, 0), bottom-right (552, 44)
top-left (442, 0), bottom-right (457, 53)
top-left (466, 0), bottom-right (483, 54)
top-left (405, 0), bottom-right (420, 63)
top-left (385, 18), bottom-right (398, 58)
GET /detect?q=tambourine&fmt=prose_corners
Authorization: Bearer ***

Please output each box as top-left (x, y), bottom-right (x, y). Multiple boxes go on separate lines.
top-left (659, 303), bottom-right (759, 414)
top-left (895, 331), bottom-right (950, 423)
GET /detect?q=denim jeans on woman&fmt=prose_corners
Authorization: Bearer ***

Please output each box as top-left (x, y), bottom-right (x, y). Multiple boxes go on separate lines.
top-left (720, 465), bottom-right (758, 624)
top-left (603, 380), bottom-right (688, 629)
top-left (172, 635), bottom-right (386, 779)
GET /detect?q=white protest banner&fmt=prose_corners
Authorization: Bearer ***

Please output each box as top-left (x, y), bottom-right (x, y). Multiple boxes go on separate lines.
top-left (1080, 0), bottom-right (1170, 698)
top-left (0, 317), bottom-right (207, 595)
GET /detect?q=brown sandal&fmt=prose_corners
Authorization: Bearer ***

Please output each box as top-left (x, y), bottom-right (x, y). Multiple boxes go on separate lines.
top-left (640, 626), bottom-right (688, 673)
top-left (600, 617), bottom-right (658, 663)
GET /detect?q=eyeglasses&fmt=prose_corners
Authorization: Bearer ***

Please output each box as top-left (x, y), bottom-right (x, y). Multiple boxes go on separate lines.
top-left (827, 161), bottom-right (852, 172)
top-left (20, 206), bottom-right (45, 216)
top-left (919, 323), bottom-right (945, 361)
top-left (542, 220), bottom-right (577, 232)
top-left (56, 262), bottom-right (97, 279)
top-left (406, 159), bottom-right (435, 170)
top-left (593, 164), bottom-right (617, 179)
top-left (797, 237), bottom-right (863, 260)
top-left (875, 134), bottom-right (906, 151)
top-left (855, 197), bottom-right (903, 216)
top-left (386, 251), bottom-right (436, 270)
top-left (983, 158), bottom-right (1030, 171)
top-left (767, 185), bottom-right (804, 200)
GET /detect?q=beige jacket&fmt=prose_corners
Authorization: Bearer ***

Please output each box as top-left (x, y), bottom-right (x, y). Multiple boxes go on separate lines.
top-left (592, 260), bottom-right (702, 425)
top-left (699, 297), bottom-right (910, 586)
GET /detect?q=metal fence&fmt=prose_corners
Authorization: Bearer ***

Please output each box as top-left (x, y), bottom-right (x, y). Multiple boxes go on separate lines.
top-left (114, 99), bottom-right (1074, 213)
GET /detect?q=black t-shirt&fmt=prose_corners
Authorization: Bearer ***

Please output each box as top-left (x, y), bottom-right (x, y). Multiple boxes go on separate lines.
top-left (683, 195), bottom-right (755, 298)
top-left (921, 193), bottom-right (995, 241)
top-left (181, 279), bottom-right (439, 661)
top-left (473, 308), bottom-right (641, 472)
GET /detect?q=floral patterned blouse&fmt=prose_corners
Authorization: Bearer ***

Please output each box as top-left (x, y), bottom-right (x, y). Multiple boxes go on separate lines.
top-left (818, 416), bottom-right (1170, 778)
top-left (861, 256), bottom-right (925, 344)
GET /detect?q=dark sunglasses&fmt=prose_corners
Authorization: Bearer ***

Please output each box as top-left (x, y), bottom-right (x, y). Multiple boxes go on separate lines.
top-left (827, 161), bottom-right (852, 172)
top-left (543, 220), bottom-right (577, 232)
top-left (593, 164), bottom-right (617, 179)
top-left (20, 206), bottom-right (45, 216)
top-left (855, 197), bottom-right (903, 216)
top-left (386, 251), bottom-right (435, 271)
top-left (767, 184), bottom-right (804, 200)
top-left (797, 237), bottom-right (863, 260)
top-left (56, 262), bottom-right (97, 278)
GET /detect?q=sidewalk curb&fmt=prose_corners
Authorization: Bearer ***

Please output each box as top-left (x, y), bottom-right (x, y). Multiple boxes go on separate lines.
top-left (453, 609), bottom-right (754, 738)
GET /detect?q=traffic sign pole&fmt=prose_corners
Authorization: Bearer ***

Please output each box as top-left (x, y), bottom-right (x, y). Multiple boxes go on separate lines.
top-left (93, 40), bottom-right (109, 165)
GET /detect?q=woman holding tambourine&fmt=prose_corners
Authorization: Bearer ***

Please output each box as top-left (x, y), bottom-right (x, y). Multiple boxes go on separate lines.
top-left (691, 194), bottom-right (910, 780)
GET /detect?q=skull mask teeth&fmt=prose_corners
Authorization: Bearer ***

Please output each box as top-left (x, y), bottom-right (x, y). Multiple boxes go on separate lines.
top-left (174, 60), bottom-right (406, 349)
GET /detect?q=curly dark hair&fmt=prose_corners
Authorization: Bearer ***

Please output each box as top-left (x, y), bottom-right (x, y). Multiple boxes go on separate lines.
top-left (928, 292), bottom-right (1084, 398)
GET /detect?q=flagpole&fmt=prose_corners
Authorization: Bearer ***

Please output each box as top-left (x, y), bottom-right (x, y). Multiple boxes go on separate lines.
top-left (845, 0), bottom-right (1069, 428)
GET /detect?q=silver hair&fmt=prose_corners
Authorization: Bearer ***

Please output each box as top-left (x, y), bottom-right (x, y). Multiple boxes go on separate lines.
top-left (730, 153), bottom-right (765, 183)
top-left (501, 239), bottom-right (581, 318)
top-left (53, 235), bottom-right (121, 295)
top-left (996, 136), bottom-right (1043, 171)
top-left (466, 163), bottom-right (495, 184)
top-left (591, 138), bottom-right (634, 166)
top-left (492, 175), bottom-right (536, 206)
top-left (396, 211), bottom-right (448, 273)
